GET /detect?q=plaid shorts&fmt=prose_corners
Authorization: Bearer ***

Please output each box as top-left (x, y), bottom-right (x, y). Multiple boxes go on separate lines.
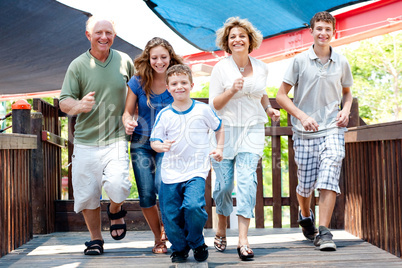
top-left (293, 134), bottom-right (345, 197)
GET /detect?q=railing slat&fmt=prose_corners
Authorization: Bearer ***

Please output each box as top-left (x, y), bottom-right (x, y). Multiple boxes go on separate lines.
top-left (255, 159), bottom-right (264, 228)
top-left (343, 121), bottom-right (402, 259)
top-left (397, 140), bottom-right (402, 258)
top-left (288, 138), bottom-right (298, 227)
top-left (272, 134), bottom-right (282, 228)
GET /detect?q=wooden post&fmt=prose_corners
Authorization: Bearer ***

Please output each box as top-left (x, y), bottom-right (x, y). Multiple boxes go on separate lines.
top-left (30, 112), bottom-right (47, 233)
top-left (346, 97), bottom-right (360, 128)
top-left (12, 100), bottom-right (31, 134)
top-left (271, 119), bottom-right (282, 228)
top-left (255, 159), bottom-right (264, 228)
top-left (331, 97), bottom-right (361, 229)
top-left (204, 171), bottom-right (213, 228)
top-left (67, 116), bottom-right (76, 199)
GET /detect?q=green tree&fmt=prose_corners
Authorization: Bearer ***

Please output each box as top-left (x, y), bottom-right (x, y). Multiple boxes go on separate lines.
top-left (190, 81), bottom-right (210, 98)
top-left (341, 32), bottom-right (402, 123)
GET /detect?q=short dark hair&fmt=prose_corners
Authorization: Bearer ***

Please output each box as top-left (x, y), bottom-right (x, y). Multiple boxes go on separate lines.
top-left (166, 64), bottom-right (193, 84)
top-left (310, 11), bottom-right (336, 30)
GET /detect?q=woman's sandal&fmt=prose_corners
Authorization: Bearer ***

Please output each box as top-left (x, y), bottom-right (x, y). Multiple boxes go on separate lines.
top-left (160, 230), bottom-right (168, 242)
top-left (107, 204), bottom-right (127, 240)
top-left (84, 239), bottom-right (104, 255)
top-left (152, 241), bottom-right (167, 254)
top-left (237, 245), bottom-right (254, 260)
top-left (214, 235), bottom-right (227, 252)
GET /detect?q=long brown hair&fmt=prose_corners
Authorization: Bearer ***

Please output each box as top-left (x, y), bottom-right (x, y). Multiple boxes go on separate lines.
top-left (134, 37), bottom-right (184, 107)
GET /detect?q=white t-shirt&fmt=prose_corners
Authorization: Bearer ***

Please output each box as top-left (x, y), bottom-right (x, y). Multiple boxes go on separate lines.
top-left (150, 100), bottom-right (222, 184)
top-left (209, 56), bottom-right (268, 127)
top-left (283, 45), bottom-right (353, 139)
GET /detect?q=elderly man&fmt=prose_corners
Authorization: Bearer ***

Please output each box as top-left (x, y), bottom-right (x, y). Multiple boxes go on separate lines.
top-left (60, 16), bottom-right (134, 255)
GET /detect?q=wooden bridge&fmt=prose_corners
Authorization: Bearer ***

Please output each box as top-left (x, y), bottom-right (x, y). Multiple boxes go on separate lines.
top-left (1, 98), bottom-right (402, 266)
top-left (1, 229), bottom-right (402, 267)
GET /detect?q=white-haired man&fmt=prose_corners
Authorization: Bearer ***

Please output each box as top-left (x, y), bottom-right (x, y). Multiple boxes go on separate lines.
top-left (60, 16), bottom-right (134, 255)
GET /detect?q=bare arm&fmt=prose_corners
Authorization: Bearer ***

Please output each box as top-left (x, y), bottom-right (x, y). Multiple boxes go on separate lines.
top-left (276, 82), bottom-right (319, 132)
top-left (261, 94), bottom-right (280, 122)
top-left (209, 124), bottom-right (224, 162)
top-left (336, 87), bottom-right (352, 127)
top-left (150, 140), bottom-right (175, 153)
top-left (59, 91), bottom-right (96, 115)
top-left (122, 88), bottom-right (138, 135)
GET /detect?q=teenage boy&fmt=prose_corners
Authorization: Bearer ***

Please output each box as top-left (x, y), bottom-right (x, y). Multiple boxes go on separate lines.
top-left (276, 11), bottom-right (353, 251)
top-left (150, 64), bottom-right (225, 263)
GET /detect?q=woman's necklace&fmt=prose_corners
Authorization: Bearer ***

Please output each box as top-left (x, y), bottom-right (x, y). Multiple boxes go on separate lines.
top-left (238, 59), bottom-right (249, 73)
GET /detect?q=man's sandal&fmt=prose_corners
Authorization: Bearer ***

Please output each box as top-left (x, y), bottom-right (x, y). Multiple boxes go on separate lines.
top-left (107, 204), bottom-right (127, 240)
top-left (152, 241), bottom-right (167, 254)
top-left (84, 240), bottom-right (104, 255)
top-left (214, 235), bottom-right (227, 252)
top-left (237, 245), bottom-right (254, 260)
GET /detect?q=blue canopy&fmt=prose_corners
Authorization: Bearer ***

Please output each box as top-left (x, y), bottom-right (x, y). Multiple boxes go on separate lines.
top-left (146, 0), bottom-right (369, 51)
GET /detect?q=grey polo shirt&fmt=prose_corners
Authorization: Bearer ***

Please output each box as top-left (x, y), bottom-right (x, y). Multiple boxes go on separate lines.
top-left (283, 45), bottom-right (353, 139)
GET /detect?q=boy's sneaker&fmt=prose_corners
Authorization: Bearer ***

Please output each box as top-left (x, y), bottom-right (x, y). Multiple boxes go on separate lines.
top-left (170, 250), bottom-right (189, 263)
top-left (314, 226), bottom-right (337, 251)
top-left (193, 243), bottom-right (208, 262)
top-left (298, 209), bottom-right (318, 241)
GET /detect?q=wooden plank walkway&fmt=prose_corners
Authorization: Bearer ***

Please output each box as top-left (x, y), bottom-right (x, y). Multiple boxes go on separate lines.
top-left (1, 228), bottom-right (401, 267)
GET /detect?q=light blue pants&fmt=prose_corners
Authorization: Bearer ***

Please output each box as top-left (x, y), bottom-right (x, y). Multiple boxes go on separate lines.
top-left (212, 152), bottom-right (260, 219)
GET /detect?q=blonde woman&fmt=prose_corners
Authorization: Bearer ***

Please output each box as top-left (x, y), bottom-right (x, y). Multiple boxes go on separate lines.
top-left (209, 17), bottom-right (280, 260)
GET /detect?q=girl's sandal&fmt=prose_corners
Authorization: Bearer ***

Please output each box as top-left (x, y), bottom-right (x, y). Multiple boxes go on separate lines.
top-left (237, 245), bottom-right (254, 260)
top-left (214, 235), bottom-right (227, 252)
top-left (152, 241), bottom-right (167, 254)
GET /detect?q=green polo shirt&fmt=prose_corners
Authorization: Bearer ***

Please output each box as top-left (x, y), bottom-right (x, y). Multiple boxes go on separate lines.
top-left (60, 49), bottom-right (134, 145)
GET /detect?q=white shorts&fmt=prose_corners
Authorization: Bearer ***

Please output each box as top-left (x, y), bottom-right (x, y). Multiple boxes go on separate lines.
top-left (72, 140), bottom-right (131, 213)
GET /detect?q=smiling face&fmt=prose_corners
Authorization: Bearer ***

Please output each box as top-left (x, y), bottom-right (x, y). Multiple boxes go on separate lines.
top-left (228, 26), bottom-right (250, 54)
top-left (167, 73), bottom-right (193, 103)
top-left (149, 45), bottom-right (171, 74)
top-left (85, 20), bottom-right (115, 58)
top-left (311, 20), bottom-right (335, 47)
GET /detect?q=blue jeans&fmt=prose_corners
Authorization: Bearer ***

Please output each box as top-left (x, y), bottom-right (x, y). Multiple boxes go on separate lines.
top-left (159, 177), bottom-right (208, 252)
top-left (212, 152), bottom-right (260, 218)
top-left (130, 133), bottom-right (163, 208)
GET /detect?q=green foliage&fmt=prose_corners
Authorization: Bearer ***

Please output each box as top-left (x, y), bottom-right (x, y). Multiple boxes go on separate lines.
top-left (127, 145), bottom-right (139, 199)
top-left (190, 82), bottom-right (210, 98)
top-left (341, 32), bottom-right (402, 123)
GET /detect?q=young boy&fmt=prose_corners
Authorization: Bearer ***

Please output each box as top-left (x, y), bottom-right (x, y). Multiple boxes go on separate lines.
top-left (150, 64), bottom-right (224, 263)
top-left (276, 11), bottom-right (353, 251)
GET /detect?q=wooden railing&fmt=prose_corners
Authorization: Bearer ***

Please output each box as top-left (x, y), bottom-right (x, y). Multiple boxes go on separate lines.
top-left (3, 97), bottom-right (402, 260)
top-left (0, 99), bottom-right (66, 257)
top-left (342, 121), bottom-right (402, 258)
top-left (0, 133), bottom-right (36, 257)
top-left (58, 98), bottom-right (359, 230)
top-left (31, 99), bottom-right (66, 234)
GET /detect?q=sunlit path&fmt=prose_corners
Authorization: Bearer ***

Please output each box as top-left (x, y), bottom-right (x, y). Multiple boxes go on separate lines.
top-left (1, 229), bottom-right (401, 267)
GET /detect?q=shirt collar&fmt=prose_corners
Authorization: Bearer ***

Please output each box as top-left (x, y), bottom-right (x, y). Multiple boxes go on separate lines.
top-left (308, 45), bottom-right (338, 62)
